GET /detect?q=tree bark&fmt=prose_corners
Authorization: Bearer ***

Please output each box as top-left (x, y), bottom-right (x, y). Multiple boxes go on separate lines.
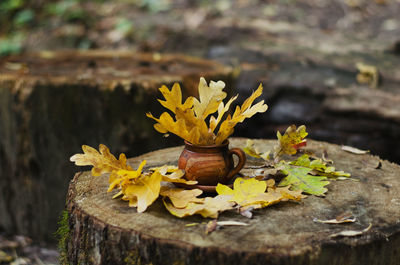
top-left (0, 50), bottom-right (233, 242)
top-left (66, 138), bottom-right (400, 265)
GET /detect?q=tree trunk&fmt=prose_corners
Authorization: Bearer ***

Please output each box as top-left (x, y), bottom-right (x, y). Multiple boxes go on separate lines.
top-left (66, 138), bottom-right (400, 265)
top-left (0, 50), bottom-right (233, 242)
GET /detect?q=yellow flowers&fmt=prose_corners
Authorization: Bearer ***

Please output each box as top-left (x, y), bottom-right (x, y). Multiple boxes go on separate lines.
top-left (147, 77), bottom-right (268, 145)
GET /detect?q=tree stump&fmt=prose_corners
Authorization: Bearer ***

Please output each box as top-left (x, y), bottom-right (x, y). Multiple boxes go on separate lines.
top-left (66, 138), bottom-right (400, 265)
top-left (0, 50), bottom-right (233, 241)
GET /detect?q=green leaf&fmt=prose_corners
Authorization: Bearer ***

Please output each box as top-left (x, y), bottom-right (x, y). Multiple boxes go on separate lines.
top-left (279, 164), bottom-right (329, 196)
top-left (290, 155), bottom-right (350, 178)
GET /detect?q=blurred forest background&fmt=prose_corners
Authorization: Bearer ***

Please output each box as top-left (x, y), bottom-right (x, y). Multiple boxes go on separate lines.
top-left (1, 0), bottom-right (400, 264)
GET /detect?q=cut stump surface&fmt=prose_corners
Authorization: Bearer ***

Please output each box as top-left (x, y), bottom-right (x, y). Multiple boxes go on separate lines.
top-left (66, 138), bottom-right (400, 265)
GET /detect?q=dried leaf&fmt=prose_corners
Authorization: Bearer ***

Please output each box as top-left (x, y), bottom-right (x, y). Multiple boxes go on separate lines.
top-left (243, 139), bottom-right (270, 160)
top-left (216, 221), bottom-right (249, 226)
top-left (205, 219), bottom-right (218, 234)
top-left (313, 216), bottom-right (356, 224)
top-left (274, 125), bottom-right (308, 157)
top-left (217, 177), bottom-right (303, 209)
top-left (146, 112), bottom-right (202, 144)
top-left (356, 62), bottom-right (379, 88)
top-left (152, 165), bottom-right (197, 185)
top-left (193, 77), bottom-right (227, 119)
top-left (209, 95), bottom-right (238, 132)
top-left (70, 144), bottom-right (132, 176)
top-left (148, 78), bottom-right (267, 145)
top-left (342, 145), bottom-right (369, 155)
top-left (215, 85), bottom-right (268, 144)
top-left (108, 160), bottom-right (147, 192)
top-left (329, 223), bottom-right (372, 238)
top-left (163, 195), bottom-right (235, 218)
top-left (158, 83), bottom-right (194, 114)
top-left (121, 171), bottom-right (162, 213)
top-left (160, 186), bottom-right (203, 208)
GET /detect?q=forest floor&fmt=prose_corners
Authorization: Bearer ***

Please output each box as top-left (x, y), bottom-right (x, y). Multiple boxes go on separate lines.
top-left (1, 0), bottom-right (400, 264)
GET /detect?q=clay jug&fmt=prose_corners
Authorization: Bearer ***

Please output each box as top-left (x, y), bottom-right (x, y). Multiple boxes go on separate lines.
top-left (178, 140), bottom-right (246, 186)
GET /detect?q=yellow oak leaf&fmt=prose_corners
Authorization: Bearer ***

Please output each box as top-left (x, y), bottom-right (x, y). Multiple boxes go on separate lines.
top-left (158, 83), bottom-right (194, 114)
top-left (216, 177), bottom-right (269, 205)
top-left (121, 171), bottom-right (162, 213)
top-left (215, 84), bottom-right (268, 144)
top-left (198, 195), bottom-right (235, 218)
top-left (209, 95), bottom-right (238, 133)
top-left (151, 165), bottom-right (197, 185)
top-left (175, 108), bottom-right (211, 144)
top-left (160, 186), bottom-right (203, 208)
top-left (193, 77), bottom-right (227, 119)
top-left (146, 112), bottom-right (201, 144)
top-left (163, 195), bottom-right (234, 218)
top-left (274, 125), bottom-right (308, 157)
top-left (243, 139), bottom-right (270, 160)
top-left (107, 160), bottom-right (147, 192)
top-left (70, 144), bottom-right (132, 176)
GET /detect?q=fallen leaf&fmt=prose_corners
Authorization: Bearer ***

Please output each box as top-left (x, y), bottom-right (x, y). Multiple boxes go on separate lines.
top-left (217, 177), bottom-right (304, 209)
top-left (356, 63), bottom-right (379, 88)
top-left (185, 223), bottom-right (200, 227)
top-left (342, 145), bottom-right (369, 155)
top-left (153, 165), bottom-right (197, 185)
top-left (160, 186), bottom-right (203, 208)
top-left (163, 195), bottom-right (235, 218)
top-left (278, 162), bottom-right (329, 196)
top-left (216, 221), bottom-right (249, 226)
top-left (313, 216), bottom-right (356, 224)
top-left (243, 139), bottom-right (270, 160)
top-left (205, 219), bottom-right (218, 234)
top-left (70, 144), bottom-right (132, 176)
top-left (329, 223), bottom-right (372, 238)
top-left (274, 125), bottom-right (308, 157)
top-left (121, 171), bottom-right (162, 213)
top-left (240, 207), bottom-right (253, 218)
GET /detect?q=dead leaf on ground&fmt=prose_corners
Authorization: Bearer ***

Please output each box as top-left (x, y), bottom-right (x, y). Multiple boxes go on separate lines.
top-left (342, 145), bottom-right (369, 155)
top-left (356, 62), bottom-right (379, 88)
top-left (329, 223), bottom-right (372, 238)
top-left (313, 212), bottom-right (356, 224)
top-left (205, 220), bottom-right (218, 234)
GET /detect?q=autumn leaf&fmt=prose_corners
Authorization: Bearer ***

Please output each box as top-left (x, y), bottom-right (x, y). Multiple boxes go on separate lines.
top-left (160, 186), bottom-right (203, 208)
top-left (278, 160), bottom-right (329, 196)
top-left (193, 77), bottom-right (227, 119)
top-left (148, 78), bottom-right (268, 145)
top-left (289, 154), bottom-right (350, 178)
top-left (70, 144), bottom-right (132, 176)
top-left (209, 95), bottom-right (238, 132)
top-left (146, 112), bottom-right (202, 144)
top-left (217, 177), bottom-right (304, 210)
top-left (243, 139), bottom-right (270, 160)
top-left (121, 171), bottom-right (162, 213)
top-left (163, 195), bottom-right (235, 218)
top-left (150, 165), bottom-right (197, 185)
top-left (215, 85), bottom-right (268, 144)
top-left (108, 160), bottom-right (147, 192)
top-left (216, 177), bottom-right (268, 205)
top-left (158, 83), bottom-right (194, 114)
top-left (274, 125), bottom-right (308, 157)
